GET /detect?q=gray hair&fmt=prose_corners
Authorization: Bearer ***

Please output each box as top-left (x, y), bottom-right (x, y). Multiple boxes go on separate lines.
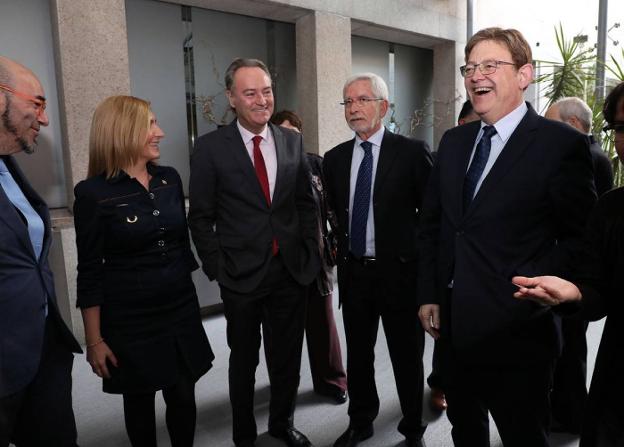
top-left (554, 97), bottom-right (593, 133)
top-left (224, 58), bottom-right (271, 91)
top-left (343, 72), bottom-right (389, 101)
top-left (0, 57), bottom-right (13, 87)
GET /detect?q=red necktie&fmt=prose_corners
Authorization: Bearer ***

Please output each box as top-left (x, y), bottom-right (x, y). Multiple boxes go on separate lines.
top-left (252, 136), bottom-right (278, 255)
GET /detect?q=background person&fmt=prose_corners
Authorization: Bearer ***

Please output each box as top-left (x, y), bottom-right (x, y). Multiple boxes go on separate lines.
top-left (514, 80), bottom-right (624, 447)
top-left (457, 99), bottom-right (479, 126)
top-left (270, 110), bottom-right (348, 405)
top-left (545, 97), bottom-right (613, 197)
top-left (0, 55), bottom-right (81, 447)
top-left (74, 95), bottom-right (213, 447)
top-left (544, 96), bottom-right (614, 435)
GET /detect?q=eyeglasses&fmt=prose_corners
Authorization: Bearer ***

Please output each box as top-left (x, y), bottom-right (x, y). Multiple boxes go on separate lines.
top-left (603, 122), bottom-right (624, 134)
top-left (0, 83), bottom-right (47, 117)
top-left (459, 60), bottom-right (517, 78)
top-left (340, 97), bottom-right (384, 108)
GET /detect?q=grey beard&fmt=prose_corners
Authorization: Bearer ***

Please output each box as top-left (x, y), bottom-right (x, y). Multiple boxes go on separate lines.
top-left (22, 143), bottom-right (35, 154)
top-left (1, 97), bottom-right (36, 154)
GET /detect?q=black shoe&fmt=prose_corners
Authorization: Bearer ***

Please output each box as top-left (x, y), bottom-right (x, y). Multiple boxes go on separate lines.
top-left (406, 437), bottom-right (427, 447)
top-left (333, 390), bottom-right (348, 404)
top-left (333, 426), bottom-right (374, 447)
top-left (550, 419), bottom-right (581, 435)
top-left (269, 427), bottom-right (313, 447)
top-left (316, 388), bottom-right (348, 404)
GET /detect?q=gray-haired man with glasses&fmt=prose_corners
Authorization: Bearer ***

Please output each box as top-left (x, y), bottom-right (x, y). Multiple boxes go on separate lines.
top-left (323, 73), bottom-right (432, 447)
top-left (418, 27), bottom-right (596, 447)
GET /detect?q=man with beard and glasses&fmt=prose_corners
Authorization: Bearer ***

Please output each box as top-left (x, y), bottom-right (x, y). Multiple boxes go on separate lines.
top-left (0, 56), bottom-right (81, 446)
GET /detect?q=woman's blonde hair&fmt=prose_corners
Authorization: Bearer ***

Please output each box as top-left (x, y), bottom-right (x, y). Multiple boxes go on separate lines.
top-left (87, 95), bottom-right (151, 178)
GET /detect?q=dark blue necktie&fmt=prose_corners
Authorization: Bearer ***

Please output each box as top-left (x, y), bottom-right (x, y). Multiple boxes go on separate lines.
top-left (350, 141), bottom-right (373, 257)
top-left (463, 125), bottom-right (497, 211)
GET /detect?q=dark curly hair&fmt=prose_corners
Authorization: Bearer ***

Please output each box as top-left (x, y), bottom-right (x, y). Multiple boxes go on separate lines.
top-left (270, 110), bottom-right (302, 132)
top-left (603, 81), bottom-right (624, 125)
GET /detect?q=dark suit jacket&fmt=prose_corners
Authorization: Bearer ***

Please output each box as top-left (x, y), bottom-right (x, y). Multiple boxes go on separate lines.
top-left (0, 155), bottom-right (81, 398)
top-left (188, 121), bottom-right (319, 294)
top-left (306, 153), bottom-right (335, 297)
top-left (323, 128), bottom-right (433, 308)
top-left (588, 134), bottom-right (614, 196)
top-left (418, 104), bottom-right (597, 365)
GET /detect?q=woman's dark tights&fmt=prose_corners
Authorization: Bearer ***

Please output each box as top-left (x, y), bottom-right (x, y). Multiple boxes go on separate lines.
top-left (122, 373), bottom-right (196, 447)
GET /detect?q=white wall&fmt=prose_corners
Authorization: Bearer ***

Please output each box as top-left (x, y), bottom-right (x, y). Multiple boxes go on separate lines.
top-left (352, 36), bottom-right (434, 147)
top-left (126, 0), bottom-right (190, 191)
top-left (0, 0), bottom-right (67, 208)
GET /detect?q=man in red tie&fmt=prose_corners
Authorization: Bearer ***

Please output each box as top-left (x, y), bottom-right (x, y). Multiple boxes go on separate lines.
top-left (189, 58), bottom-right (320, 447)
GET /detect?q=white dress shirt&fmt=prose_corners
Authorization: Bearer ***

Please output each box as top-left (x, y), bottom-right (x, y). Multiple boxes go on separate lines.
top-left (237, 121), bottom-right (277, 200)
top-left (348, 125), bottom-right (385, 257)
top-left (467, 102), bottom-right (528, 198)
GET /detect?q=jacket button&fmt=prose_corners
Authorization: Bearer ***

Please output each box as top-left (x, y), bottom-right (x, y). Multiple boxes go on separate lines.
top-left (148, 192), bottom-right (155, 200)
top-left (153, 210), bottom-right (160, 216)
top-left (158, 240), bottom-right (165, 247)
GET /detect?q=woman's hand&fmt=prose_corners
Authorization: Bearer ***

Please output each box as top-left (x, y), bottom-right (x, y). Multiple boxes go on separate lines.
top-left (512, 275), bottom-right (582, 306)
top-left (86, 340), bottom-right (118, 379)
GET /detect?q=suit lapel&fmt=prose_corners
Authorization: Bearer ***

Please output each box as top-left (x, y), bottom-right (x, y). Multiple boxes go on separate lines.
top-left (0, 186), bottom-right (34, 256)
top-left (0, 156), bottom-right (49, 262)
top-left (372, 129), bottom-right (399, 199)
top-left (465, 105), bottom-right (539, 219)
top-left (224, 121), bottom-right (268, 205)
top-left (337, 140), bottom-right (355, 218)
top-left (449, 122), bottom-right (480, 223)
top-left (270, 123), bottom-right (287, 207)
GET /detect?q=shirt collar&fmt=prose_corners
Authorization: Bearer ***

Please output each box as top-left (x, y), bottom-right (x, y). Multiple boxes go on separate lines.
top-left (483, 101), bottom-right (528, 144)
top-left (107, 162), bottom-right (165, 184)
top-left (354, 125), bottom-right (385, 149)
top-left (237, 120), bottom-right (269, 144)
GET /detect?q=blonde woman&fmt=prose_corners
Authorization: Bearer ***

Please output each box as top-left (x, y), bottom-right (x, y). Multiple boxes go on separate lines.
top-left (74, 96), bottom-right (213, 446)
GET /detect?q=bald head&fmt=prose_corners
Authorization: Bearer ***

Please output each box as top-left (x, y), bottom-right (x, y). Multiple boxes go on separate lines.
top-left (0, 56), bottom-right (37, 87)
top-left (0, 56), bottom-right (48, 155)
top-left (0, 60), bottom-right (11, 87)
top-left (545, 97), bottom-right (593, 134)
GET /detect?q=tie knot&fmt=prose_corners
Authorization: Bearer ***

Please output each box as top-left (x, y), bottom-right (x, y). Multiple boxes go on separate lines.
top-left (481, 125), bottom-right (497, 140)
top-left (252, 135), bottom-right (262, 148)
top-left (360, 141), bottom-right (373, 154)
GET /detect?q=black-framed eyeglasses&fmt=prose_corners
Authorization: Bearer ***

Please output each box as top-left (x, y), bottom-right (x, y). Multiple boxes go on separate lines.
top-left (0, 83), bottom-right (47, 117)
top-left (340, 97), bottom-right (384, 108)
top-left (459, 60), bottom-right (517, 78)
top-left (603, 122), bottom-right (624, 134)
